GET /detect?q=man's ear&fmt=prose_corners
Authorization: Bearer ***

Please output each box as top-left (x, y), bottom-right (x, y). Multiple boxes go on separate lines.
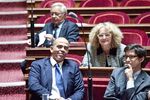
top-left (140, 57), bottom-right (144, 63)
top-left (50, 46), bottom-right (53, 53)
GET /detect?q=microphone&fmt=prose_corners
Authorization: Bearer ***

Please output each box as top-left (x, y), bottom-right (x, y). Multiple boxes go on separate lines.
top-left (69, 12), bottom-right (93, 100)
top-left (68, 12), bottom-right (78, 19)
top-left (30, 0), bottom-right (35, 47)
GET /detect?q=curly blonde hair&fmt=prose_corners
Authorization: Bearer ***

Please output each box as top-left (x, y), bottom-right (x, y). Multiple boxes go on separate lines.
top-left (89, 22), bottom-right (123, 48)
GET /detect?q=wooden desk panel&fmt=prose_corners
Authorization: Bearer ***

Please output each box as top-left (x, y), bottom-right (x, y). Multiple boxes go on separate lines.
top-left (26, 46), bottom-right (150, 66)
top-left (80, 67), bottom-right (150, 77)
top-left (26, 45), bottom-right (150, 56)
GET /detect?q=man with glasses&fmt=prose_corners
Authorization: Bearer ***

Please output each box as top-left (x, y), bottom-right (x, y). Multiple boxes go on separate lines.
top-left (104, 44), bottom-right (150, 100)
top-left (21, 2), bottom-right (80, 74)
top-left (34, 2), bottom-right (79, 47)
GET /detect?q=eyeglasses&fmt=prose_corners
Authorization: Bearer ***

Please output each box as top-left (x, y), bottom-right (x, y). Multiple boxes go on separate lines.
top-left (50, 12), bottom-right (64, 17)
top-left (123, 55), bottom-right (138, 60)
top-left (97, 33), bottom-right (111, 38)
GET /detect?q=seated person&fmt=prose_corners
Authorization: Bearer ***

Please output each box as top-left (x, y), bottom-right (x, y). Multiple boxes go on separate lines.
top-left (82, 22), bottom-right (126, 67)
top-left (23, 2), bottom-right (80, 73)
top-left (28, 37), bottom-right (84, 100)
top-left (34, 2), bottom-right (79, 47)
top-left (104, 44), bottom-right (150, 100)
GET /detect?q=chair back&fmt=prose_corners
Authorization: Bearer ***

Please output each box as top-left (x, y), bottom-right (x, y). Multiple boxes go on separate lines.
top-left (66, 54), bottom-right (83, 66)
top-left (79, 0), bottom-right (117, 7)
top-left (120, 0), bottom-right (150, 6)
top-left (88, 11), bottom-right (130, 24)
top-left (134, 12), bottom-right (150, 24)
top-left (36, 14), bottom-right (84, 24)
top-left (40, 0), bottom-right (75, 8)
top-left (122, 29), bottom-right (149, 46)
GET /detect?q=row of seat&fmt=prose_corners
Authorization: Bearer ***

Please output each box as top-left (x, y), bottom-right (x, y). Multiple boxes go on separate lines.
top-left (37, 0), bottom-right (150, 8)
top-left (36, 11), bottom-right (150, 24)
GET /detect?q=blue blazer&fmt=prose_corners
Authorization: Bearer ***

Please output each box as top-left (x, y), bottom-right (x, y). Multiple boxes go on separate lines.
top-left (35, 20), bottom-right (79, 47)
top-left (28, 58), bottom-right (84, 100)
top-left (104, 67), bottom-right (150, 100)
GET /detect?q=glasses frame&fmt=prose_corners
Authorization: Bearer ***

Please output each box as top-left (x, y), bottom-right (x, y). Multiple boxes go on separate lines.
top-left (50, 12), bottom-right (64, 17)
top-left (97, 32), bottom-right (112, 38)
top-left (123, 55), bottom-right (138, 60)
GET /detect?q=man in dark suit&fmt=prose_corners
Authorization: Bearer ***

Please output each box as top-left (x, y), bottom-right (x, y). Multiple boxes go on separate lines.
top-left (35, 2), bottom-right (79, 47)
top-left (28, 37), bottom-right (84, 100)
top-left (104, 44), bottom-right (150, 100)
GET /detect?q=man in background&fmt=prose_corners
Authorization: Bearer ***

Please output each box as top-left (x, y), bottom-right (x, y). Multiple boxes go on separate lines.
top-left (34, 2), bottom-right (79, 47)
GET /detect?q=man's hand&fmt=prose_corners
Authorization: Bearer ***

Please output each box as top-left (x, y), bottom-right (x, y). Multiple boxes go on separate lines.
top-left (125, 64), bottom-right (134, 81)
top-left (45, 34), bottom-right (55, 41)
top-left (148, 90), bottom-right (150, 100)
top-left (26, 39), bottom-right (31, 45)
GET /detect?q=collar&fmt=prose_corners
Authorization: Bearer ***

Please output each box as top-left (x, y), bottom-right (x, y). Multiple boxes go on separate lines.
top-left (97, 46), bottom-right (117, 56)
top-left (134, 70), bottom-right (141, 80)
top-left (52, 20), bottom-right (65, 29)
top-left (50, 57), bottom-right (63, 68)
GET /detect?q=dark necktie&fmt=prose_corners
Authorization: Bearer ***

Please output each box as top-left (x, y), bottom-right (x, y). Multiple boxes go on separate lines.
top-left (53, 25), bottom-right (58, 38)
top-left (55, 64), bottom-right (65, 98)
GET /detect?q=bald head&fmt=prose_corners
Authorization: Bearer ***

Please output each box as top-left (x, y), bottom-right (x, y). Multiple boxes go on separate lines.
top-left (53, 37), bottom-right (69, 46)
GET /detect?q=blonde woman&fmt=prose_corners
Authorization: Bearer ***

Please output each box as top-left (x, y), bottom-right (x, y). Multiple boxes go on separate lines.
top-left (82, 22), bottom-right (126, 67)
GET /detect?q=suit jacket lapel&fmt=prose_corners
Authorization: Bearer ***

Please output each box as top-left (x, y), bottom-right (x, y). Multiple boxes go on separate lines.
top-left (134, 71), bottom-right (145, 93)
top-left (48, 23), bottom-right (54, 35)
top-left (129, 71), bottom-right (145, 100)
top-left (44, 58), bottom-right (53, 91)
top-left (62, 60), bottom-right (70, 92)
top-left (119, 70), bottom-right (127, 93)
top-left (59, 20), bottom-right (67, 37)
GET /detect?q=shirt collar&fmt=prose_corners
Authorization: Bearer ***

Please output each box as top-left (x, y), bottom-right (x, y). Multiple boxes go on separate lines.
top-left (52, 20), bottom-right (65, 29)
top-left (134, 70), bottom-right (141, 80)
top-left (50, 57), bottom-right (63, 68)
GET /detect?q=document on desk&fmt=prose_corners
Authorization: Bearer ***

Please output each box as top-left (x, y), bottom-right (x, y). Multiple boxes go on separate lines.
top-left (37, 31), bottom-right (46, 46)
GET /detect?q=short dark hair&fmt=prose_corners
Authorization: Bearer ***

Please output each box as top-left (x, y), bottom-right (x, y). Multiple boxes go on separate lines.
top-left (124, 44), bottom-right (147, 58)
top-left (124, 44), bottom-right (147, 68)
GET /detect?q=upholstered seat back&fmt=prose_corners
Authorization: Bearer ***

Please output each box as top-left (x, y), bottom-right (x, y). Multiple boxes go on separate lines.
top-left (40, 0), bottom-right (75, 8)
top-left (79, 0), bottom-right (117, 7)
top-left (88, 11), bottom-right (130, 24)
top-left (135, 12), bottom-right (150, 24)
top-left (120, 0), bottom-right (150, 6)
top-left (122, 29), bottom-right (149, 46)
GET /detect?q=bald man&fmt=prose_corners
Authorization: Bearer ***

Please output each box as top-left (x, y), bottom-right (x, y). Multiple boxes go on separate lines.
top-left (28, 37), bottom-right (84, 100)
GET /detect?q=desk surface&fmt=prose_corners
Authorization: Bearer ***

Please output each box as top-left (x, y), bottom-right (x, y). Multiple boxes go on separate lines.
top-left (26, 45), bottom-right (150, 66)
top-left (26, 45), bottom-right (150, 56)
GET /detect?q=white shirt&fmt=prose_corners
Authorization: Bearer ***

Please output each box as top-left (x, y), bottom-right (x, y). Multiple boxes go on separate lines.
top-left (49, 57), bottom-right (63, 99)
top-left (53, 21), bottom-right (64, 38)
top-left (126, 70), bottom-right (141, 89)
